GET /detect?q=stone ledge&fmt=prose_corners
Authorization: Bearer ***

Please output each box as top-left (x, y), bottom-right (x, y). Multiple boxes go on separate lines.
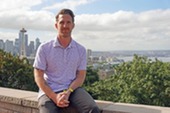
top-left (0, 87), bottom-right (38, 109)
top-left (0, 87), bottom-right (170, 113)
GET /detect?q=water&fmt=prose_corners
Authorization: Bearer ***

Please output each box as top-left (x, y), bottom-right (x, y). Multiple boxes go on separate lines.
top-left (118, 56), bottom-right (170, 62)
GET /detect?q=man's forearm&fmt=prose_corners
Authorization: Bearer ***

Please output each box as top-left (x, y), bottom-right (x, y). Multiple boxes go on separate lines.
top-left (68, 70), bottom-right (86, 91)
top-left (34, 69), bottom-right (56, 99)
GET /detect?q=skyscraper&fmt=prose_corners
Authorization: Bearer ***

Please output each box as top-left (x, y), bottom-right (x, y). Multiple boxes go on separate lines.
top-left (14, 38), bottom-right (19, 56)
top-left (5, 40), bottom-right (13, 54)
top-left (35, 37), bottom-right (41, 52)
top-left (19, 28), bottom-right (27, 58)
top-left (28, 41), bottom-right (35, 56)
top-left (0, 39), bottom-right (4, 50)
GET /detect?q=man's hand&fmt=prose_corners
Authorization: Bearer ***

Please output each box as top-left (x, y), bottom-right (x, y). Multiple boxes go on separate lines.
top-left (55, 92), bottom-right (70, 107)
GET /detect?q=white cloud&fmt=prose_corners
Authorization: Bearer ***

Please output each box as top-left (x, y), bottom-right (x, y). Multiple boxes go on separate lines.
top-left (0, 0), bottom-right (55, 31)
top-left (0, 30), bottom-right (17, 41)
top-left (43, 0), bottom-right (95, 11)
top-left (0, 0), bottom-right (42, 11)
top-left (74, 9), bottom-right (170, 50)
top-left (0, 0), bottom-right (169, 51)
top-left (0, 9), bottom-right (55, 31)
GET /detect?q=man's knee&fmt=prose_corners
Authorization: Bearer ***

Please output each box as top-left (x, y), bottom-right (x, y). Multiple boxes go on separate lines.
top-left (38, 95), bottom-right (59, 113)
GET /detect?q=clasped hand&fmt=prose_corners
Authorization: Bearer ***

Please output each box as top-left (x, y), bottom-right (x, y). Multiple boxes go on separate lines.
top-left (56, 91), bottom-right (70, 108)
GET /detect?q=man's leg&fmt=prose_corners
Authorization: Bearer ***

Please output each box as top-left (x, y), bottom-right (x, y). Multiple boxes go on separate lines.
top-left (38, 94), bottom-right (59, 113)
top-left (59, 105), bottom-right (79, 113)
top-left (69, 87), bottom-right (101, 113)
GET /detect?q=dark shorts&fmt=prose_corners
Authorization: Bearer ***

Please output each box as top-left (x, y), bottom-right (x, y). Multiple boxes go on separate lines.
top-left (38, 87), bottom-right (100, 113)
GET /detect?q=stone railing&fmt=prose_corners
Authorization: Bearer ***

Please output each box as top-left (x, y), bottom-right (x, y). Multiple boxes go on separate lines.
top-left (0, 87), bottom-right (170, 113)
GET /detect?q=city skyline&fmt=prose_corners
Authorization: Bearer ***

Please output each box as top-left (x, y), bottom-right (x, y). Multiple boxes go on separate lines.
top-left (1, 29), bottom-right (170, 63)
top-left (0, 0), bottom-right (170, 51)
top-left (0, 28), bottom-right (41, 58)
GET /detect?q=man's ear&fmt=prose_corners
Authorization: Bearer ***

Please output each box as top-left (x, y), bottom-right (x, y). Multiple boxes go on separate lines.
top-left (72, 23), bottom-right (75, 29)
top-left (55, 23), bottom-right (58, 29)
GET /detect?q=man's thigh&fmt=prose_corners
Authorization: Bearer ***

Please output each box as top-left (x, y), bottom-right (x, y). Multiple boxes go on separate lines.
top-left (69, 87), bottom-right (100, 113)
top-left (38, 94), bottom-right (59, 113)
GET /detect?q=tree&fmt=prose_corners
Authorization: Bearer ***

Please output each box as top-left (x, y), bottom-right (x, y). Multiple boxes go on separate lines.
top-left (84, 66), bottom-right (99, 86)
top-left (0, 49), bottom-right (38, 91)
top-left (87, 55), bottom-right (170, 107)
top-left (83, 66), bottom-right (100, 98)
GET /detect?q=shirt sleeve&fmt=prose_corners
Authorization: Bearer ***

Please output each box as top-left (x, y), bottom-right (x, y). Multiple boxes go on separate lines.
top-left (78, 47), bottom-right (87, 70)
top-left (33, 44), bottom-right (47, 71)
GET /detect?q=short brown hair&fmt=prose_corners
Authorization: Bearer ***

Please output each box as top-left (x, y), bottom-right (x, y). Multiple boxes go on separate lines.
top-left (55, 9), bottom-right (75, 22)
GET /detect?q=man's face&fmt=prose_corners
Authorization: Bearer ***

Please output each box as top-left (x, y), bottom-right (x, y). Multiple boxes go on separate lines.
top-left (56, 14), bottom-right (74, 38)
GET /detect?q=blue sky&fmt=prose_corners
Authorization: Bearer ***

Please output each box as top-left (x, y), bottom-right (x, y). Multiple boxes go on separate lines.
top-left (75, 0), bottom-right (169, 14)
top-left (38, 0), bottom-right (170, 14)
top-left (0, 0), bottom-right (170, 51)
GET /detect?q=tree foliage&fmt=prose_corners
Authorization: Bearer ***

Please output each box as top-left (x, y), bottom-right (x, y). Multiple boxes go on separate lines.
top-left (0, 49), bottom-right (38, 91)
top-left (1, 49), bottom-right (170, 107)
top-left (84, 66), bottom-right (99, 86)
top-left (86, 55), bottom-right (170, 107)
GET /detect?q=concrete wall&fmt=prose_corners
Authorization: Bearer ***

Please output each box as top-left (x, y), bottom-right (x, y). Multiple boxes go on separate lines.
top-left (0, 87), bottom-right (170, 113)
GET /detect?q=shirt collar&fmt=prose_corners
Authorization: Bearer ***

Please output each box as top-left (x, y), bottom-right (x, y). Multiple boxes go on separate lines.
top-left (53, 38), bottom-right (76, 48)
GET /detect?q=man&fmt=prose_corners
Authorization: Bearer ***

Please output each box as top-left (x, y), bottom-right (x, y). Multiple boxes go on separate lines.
top-left (33, 9), bottom-right (100, 113)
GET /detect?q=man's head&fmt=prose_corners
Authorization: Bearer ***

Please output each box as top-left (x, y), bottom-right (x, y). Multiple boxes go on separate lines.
top-left (56, 9), bottom-right (75, 23)
top-left (55, 9), bottom-right (75, 38)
